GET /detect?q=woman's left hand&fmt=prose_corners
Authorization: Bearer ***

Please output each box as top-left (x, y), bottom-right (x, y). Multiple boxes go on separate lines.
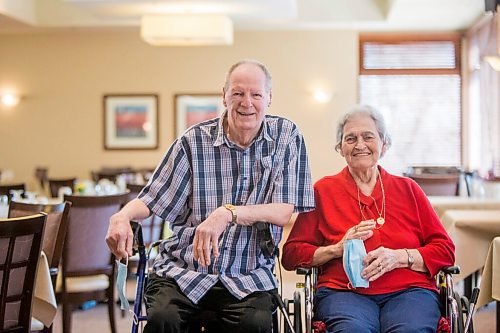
top-left (361, 246), bottom-right (402, 281)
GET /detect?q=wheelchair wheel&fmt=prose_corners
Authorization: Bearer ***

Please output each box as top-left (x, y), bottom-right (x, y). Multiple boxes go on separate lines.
top-left (293, 291), bottom-right (303, 333)
top-left (452, 291), bottom-right (467, 333)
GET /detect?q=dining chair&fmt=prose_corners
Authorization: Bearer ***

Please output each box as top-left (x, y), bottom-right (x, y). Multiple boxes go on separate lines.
top-left (59, 193), bottom-right (128, 333)
top-left (47, 178), bottom-right (76, 198)
top-left (8, 201), bottom-right (72, 333)
top-left (0, 183), bottom-right (26, 203)
top-left (408, 174), bottom-right (460, 196)
top-left (0, 213), bottom-right (47, 333)
top-left (35, 167), bottom-right (49, 192)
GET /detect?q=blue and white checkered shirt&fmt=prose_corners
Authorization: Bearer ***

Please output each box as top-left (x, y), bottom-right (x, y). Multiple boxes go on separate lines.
top-left (139, 112), bottom-right (315, 303)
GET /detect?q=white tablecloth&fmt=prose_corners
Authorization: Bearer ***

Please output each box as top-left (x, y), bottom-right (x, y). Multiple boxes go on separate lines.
top-left (0, 204), bottom-right (7, 218)
top-left (429, 196), bottom-right (500, 219)
top-left (441, 209), bottom-right (500, 281)
top-left (478, 237), bottom-right (500, 308)
top-left (32, 252), bottom-right (57, 328)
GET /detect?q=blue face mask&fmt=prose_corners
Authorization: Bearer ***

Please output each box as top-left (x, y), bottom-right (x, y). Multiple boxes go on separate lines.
top-left (343, 239), bottom-right (369, 289)
top-left (116, 258), bottom-right (138, 324)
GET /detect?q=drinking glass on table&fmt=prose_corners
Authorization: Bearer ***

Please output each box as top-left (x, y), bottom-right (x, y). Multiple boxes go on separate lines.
top-left (10, 189), bottom-right (24, 202)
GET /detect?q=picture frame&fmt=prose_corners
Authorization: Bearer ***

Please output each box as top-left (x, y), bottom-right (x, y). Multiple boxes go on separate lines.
top-left (174, 93), bottom-right (224, 138)
top-left (103, 94), bottom-right (159, 150)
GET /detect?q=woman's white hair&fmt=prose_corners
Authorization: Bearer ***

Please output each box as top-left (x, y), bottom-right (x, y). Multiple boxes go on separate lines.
top-left (334, 105), bottom-right (392, 156)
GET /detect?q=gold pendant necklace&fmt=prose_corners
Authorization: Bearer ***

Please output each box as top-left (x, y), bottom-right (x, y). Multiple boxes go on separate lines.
top-left (356, 169), bottom-right (386, 228)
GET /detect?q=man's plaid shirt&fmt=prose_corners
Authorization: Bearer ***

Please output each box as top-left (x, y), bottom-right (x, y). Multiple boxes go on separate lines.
top-left (139, 113), bottom-right (314, 303)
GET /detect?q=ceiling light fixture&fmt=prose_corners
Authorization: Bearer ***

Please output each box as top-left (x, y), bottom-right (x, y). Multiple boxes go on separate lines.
top-left (140, 14), bottom-right (233, 46)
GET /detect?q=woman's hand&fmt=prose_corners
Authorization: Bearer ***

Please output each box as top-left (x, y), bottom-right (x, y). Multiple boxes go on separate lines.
top-left (311, 219), bottom-right (375, 266)
top-left (343, 219), bottom-right (376, 242)
top-left (361, 246), bottom-right (406, 281)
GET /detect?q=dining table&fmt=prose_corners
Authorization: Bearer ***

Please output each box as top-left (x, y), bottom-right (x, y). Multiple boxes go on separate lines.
top-left (477, 236), bottom-right (500, 333)
top-left (478, 236), bottom-right (500, 308)
top-left (440, 209), bottom-right (500, 281)
top-left (428, 195), bottom-right (500, 219)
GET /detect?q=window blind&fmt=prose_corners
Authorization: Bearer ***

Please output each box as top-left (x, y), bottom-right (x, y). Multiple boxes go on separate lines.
top-left (359, 35), bottom-right (462, 175)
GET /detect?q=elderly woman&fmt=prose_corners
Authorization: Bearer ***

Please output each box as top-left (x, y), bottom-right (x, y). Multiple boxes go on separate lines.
top-left (282, 105), bottom-right (455, 332)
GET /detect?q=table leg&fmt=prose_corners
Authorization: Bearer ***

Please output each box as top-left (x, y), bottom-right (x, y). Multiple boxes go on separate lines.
top-left (464, 276), bottom-right (473, 299)
top-left (496, 300), bottom-right (499, 333)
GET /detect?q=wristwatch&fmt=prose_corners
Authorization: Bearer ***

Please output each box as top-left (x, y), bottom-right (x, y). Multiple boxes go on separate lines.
top-left (404, 248), bottom-right (414, 268)
top-left (224, 204), bottom-right (237, 224)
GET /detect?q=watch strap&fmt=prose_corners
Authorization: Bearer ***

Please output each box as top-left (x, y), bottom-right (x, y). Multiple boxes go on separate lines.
top-left (404, 248), bottom-right (414, 268)
top-left (224, 204), bottom-right (237, 224)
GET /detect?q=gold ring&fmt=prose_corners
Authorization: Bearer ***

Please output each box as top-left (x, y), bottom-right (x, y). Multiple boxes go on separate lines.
top-left (354, 226), bottom-right (358, 232)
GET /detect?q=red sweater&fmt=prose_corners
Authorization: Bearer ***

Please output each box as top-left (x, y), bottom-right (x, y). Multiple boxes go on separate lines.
top-left (282, 166), bottom-right (455, 295)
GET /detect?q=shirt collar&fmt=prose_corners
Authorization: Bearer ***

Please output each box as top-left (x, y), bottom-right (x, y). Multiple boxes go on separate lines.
top-left (213, 110), bottom-right (273, 147)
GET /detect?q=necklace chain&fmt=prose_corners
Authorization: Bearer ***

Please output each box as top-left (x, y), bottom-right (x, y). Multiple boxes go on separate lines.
top-left (356, 169), bottom-right (386, 228)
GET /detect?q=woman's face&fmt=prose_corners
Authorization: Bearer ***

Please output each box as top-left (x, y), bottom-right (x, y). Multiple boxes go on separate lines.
top-left (339, 114), bottom-right (385, 172)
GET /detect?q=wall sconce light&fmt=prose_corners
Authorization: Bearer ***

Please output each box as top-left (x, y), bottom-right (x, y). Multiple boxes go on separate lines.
top-left (1, 93), bottom-right (20, 107)
top-left (313, 90), bottom-right (333, 104)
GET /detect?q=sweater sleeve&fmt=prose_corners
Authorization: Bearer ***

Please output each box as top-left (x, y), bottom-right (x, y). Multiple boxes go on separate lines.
top-left (282, 188), bottom-right (324, 271)
top-left (412, 182), bottom-right (456, 276)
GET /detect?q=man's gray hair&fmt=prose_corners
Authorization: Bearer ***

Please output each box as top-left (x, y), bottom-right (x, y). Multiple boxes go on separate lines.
top-left (224, 59), bottom-right (272, 92)
top-left (334, 105), bottom-right (392, 155)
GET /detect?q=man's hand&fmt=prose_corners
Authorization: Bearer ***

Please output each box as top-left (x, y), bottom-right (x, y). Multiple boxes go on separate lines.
top-left (106, 212), bottom-right (134, 260)
top-left (193, 206), bottom-right (231, 267)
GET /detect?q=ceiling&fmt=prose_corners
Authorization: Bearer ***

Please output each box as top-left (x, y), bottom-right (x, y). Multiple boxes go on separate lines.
top-left (0, 0), bottom-right (489, 33)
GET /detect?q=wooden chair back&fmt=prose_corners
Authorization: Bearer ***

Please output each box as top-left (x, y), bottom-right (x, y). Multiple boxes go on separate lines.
top-left (0, 183), bottom-right (26, 203)
top-left (0, 213), bottom-right (46, 332)
top-left (62, 193), bottom-right (128, 277)
top-left (8, 201), bottom-right (71, 287)
top-left (48, 178), bottom-right (76, 198)
top-left (409, 174), bottom-right (460, 196)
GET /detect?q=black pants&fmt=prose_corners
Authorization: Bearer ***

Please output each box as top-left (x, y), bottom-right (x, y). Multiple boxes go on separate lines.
top-left (143, 274), bottom-right (275, 333)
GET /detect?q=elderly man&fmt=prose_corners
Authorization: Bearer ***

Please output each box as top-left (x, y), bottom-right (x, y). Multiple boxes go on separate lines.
top-left (106, 59), bottom-right (314, 332)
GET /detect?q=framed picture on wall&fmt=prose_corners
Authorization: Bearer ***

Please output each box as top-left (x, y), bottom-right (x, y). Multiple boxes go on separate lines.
top-left (174, 93), bottom-right (224, 138)
top-left (103, 94), bottom-right (159, 150)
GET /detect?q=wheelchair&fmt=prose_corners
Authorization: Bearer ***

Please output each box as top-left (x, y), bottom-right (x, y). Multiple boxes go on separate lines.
top-left (128, 221), bottom-right (298, 333)
top-left (284, 266), bottom-right (480, 333)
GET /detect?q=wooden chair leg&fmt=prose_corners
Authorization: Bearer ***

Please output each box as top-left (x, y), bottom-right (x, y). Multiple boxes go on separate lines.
top-left (62, 302), bottom-right (72, 333)
top-left (108, 288), bottom-right (117, 333)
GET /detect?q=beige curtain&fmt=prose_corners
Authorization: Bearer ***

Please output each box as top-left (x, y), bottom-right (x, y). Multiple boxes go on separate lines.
top-left (467, 14), bottom-right (500, 177)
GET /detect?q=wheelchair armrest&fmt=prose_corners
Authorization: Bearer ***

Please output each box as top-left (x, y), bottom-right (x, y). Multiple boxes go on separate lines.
top-left (296, 267), bottom-right (312, 275)
top-left (441, 265), bottom-right (460, 275)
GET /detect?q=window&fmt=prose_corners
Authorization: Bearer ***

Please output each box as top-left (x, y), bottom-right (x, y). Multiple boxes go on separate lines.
top-left (359, 34), bottom-right (462, 175)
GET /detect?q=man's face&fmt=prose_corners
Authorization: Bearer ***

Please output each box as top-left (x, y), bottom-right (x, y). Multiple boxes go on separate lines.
top-left (223, 63), bottom-right (271, 135)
